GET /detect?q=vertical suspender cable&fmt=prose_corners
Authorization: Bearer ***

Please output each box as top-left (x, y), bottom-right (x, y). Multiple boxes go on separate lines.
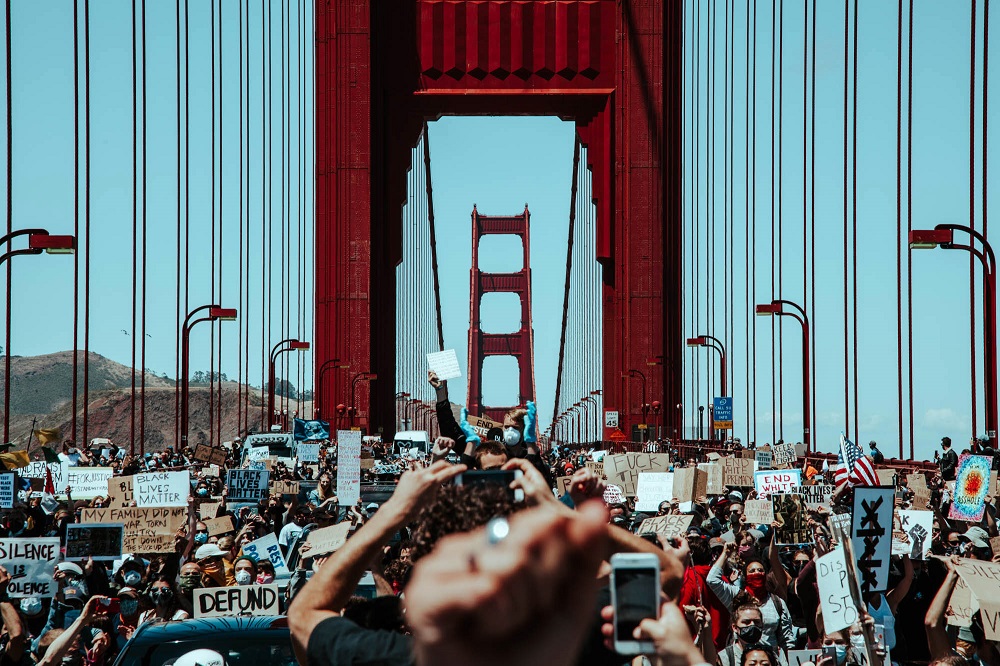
top-left (802, 0), bottom-right (808, 447)
top-left (851, 0), bottom-right (858, 444)
top-left (3, 0), bottom-right (10, 445)
top-left (777, 0), bottom-right (784, 441)
top-left (82, 0), bottom-right (91, 446)
top-left (244, 0), bottom-right (251, 431)
top-left (259, 0), bottom-right (266, 429)
top-left (896, 0), bottom-right (904, 456)
top-left (745, 0), bottom-right (750, 438)
top-left (907, 0), bottom-right (915, 457)
top-left (278, 0), bottom-right (286, 420)
top-left (970, 0), bottom-right (979, 437)
top-left (810, 0), bottom-right (816, 447)
top-left (842, 0), bottom-right (850, 435)
top-left (237, 0), bottom-right (244, 437)
top-left (184, 0), bottom-right (190, 434)
top-left (131, 0), bottom-right (138, 452)
top-left (209, 0), bottom-right (216, 446)
top-left (770, 0), bottom-right (776, 446)
top-left (728, 0), bottom-right (734, 404)
top-left (710, 0), bottom-right (715, 407)
top-left (217, 0), bottom-right (224, 444)
top-left (140, 0), bottom-right (148, 451)
top-left (73, 0), bottom-right (80, 442)
top-left (694, 0), bottom-right (700, 433)
top-left (751, 0), bottom-right (757, 446)
top-left (174, 0), bottom-right (182, 446)
top-left (723, 0), bottom-right (728, 402)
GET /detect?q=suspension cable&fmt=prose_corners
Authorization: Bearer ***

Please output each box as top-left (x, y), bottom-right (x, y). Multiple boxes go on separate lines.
top-left (140, 0), bottom-right (148, 451)
top-left (131, 0), bottom-right (138, 452)
top-left (851, 0), bottom-right (858, 444)
top-left (73, 0), bottom-right (80, 442)
top-left (970, 0), bottom-right (979, 437)
top-left (907, 0), bottom-right (915, 456)
top-left (896, 0), bottom-right (904, 457)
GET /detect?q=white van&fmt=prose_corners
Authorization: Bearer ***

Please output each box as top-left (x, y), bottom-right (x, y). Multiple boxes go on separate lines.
top-left (392, 430), bottom-right (430, 456)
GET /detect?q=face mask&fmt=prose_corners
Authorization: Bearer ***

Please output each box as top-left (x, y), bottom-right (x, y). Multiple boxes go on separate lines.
top-left (67, 448), bottom-right (77, 455)
top-left (19, 597), bottom-right (42, 616)
top-left (123, 570), bottom-right (142, 586)
top-left (738, 545), bottom-right (755, 559)
top-left (194, 533), bottom-right (208, 545)
top-left (151, 587), bottom-right (174, 605)
top-left (738, 624), bottom-right (763, 644)
top-left (833, 645), bottom-right (848, 665)
top-left (850, 634), bottom-right (866, 651)
top-left (235, 570), bottom-right (253, 585)
top-left (196, 488), bottom-right (209, 497)
top-left (790, 560), bottom-right (807, 575)
top-left (745, 571), bottom-right (767, 595)
top-left (503, 427), bottom-right (522, 447)
top-left (178, 574), bottom-right (201, 592)
top-left (257, 573), bottom-right (274, 584)
top-left (120, 598), bottom-right (139, 616)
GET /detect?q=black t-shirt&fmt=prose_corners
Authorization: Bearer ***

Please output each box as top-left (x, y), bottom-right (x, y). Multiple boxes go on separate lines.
top-left (307, 616), bottom-right (413, 666)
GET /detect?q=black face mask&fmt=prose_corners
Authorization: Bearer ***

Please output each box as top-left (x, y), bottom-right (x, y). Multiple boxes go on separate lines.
top-left (151, 587), bottom-right (174, 606)
top-left (738, 624), bottom-right (763, 644)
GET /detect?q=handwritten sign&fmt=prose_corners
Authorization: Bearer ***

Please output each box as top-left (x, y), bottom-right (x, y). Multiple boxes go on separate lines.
top-left (297, 443), bottom-right (320, 463)
top-left (107, 475), bottom-right (134, 506)
top-left (697, 463), bottom-right (725, 495)
top-left (194, 584), bottom-right (281, 618)
top-left (788, 651), bottom-right (821, 666)
top-left (744, 499), bottom-right (775, 524)
top-left (800, 484), bottom-right (835, 509)
top-left (604, 453), bottom-right (672, 496)
top-left (773, 494), bottom-right (811, 545)
top-left (603, 484), bottom-right (625, 505)
top-left (0, 472), bottom-right (14, 508)
top-left (772, 442), bottom-right (797, 467)
top-left (816, 547), bottom-right (859, 633)
top-left (134, 471), bottom-right (189, 507)
top-left (204, 515), bottom-right (236, 536)
top-left (199, 501), bottom-right (221, 519)
top-left (722, 456), bottom-right (754, 487)
top-left (586, 461), bottom-right (604, 478)
top-left (895, 509), bottom-right (933, 559)
top-left (337, 430), bottom-right (362, 506)
top-left (241, 533), bottom-right (289, 576)
top-left (54, 467), bottom-right (113, 499)
top-left (635, 473), bottom-right (674, 512)
top-left (875, 469), bottom-right (898, 487)
top-left (193, 444), bottom-right (228, 466)
top-left (0, 538), bottom-right (61, 597)
top-left (754, 470), bottom-right (801, 498)
top-left (555, 476), bottom-right (574, 498)
top-left (65, 523), bottom-right (124, 560)
top-left (271, 480), bottom-right (300, 495)
top-left (227, 469), bottom-right (270, 502)
top-left (426, 349), bottom-right (462, 381)
top-left (673, 466), bottom-right (707, 503)
top-left (304, 523), bottom-right (352, 557)
top-left (955, 558), bottom-right (1000, 639)
top-left (756, 449), bottom-right (773, 470)
top-left (636, 514), bottom-right (694, 538)
top-left (80, 506), bottom-right (187, 553)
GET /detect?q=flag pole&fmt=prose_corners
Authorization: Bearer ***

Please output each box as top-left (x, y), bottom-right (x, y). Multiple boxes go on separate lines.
top-left (24, 415), bottom-right (35, 454)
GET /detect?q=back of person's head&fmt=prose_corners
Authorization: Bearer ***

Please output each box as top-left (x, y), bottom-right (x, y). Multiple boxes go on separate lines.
top-left (474, 441), bottom-right (508, 469)
top-left (342, 595), bottom-right (406, 633)
top-left (505, 408), bottom-right (527, 428)
top-left (740, 644), bottom-right (778, 666)
top-left (687, 534), bottom-right (712, 565)
top-left (409, 484), bottom-right (521, 563)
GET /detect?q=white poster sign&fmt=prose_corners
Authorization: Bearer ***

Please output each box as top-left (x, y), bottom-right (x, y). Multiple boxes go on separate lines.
top-left (754, 470), bottom-right (801, 498)
top-left (0, 472), bottom-right (14, 508)
top-left (246, 446), bottom-right (270, 462)
top-left (134, 471), bottom-right (190, 507)
top-left (194, 584), bottom-right (280, 618)
top-left (635, 473), bottom-right (674, 512)
top-left (337, 430), bottom-right (362, 506)
top-left (240, 532), bottom-right (289, 576)
top-left (60, 467), bottom-right (114, 499)
top-left (851, 487), bottom-right (894, 594)
top-left (896, 510), bottom-right (933, 559)
top-left (297, 443), bottom-right (320, 463)
top-left (816, 546), bottom-right (860, 633)
top-left (426, 349), bottom-right (462, 380)
top-left (0, 538), bottom-right (61, 598)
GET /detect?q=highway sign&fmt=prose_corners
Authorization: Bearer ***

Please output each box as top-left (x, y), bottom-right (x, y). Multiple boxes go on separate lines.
top-left (713, 396), bottom-right (733, 430)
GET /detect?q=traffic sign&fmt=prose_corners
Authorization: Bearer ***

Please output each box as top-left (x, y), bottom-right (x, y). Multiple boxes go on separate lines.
top-left (713, 396), bottom-right (733, 430)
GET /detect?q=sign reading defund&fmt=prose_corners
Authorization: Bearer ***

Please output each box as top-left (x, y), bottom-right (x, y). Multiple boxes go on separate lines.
top-left (193, 584), bottom-right (281, 618)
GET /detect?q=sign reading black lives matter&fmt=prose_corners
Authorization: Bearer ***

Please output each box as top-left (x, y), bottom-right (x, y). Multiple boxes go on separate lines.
top-left (194, 583), bottom-right (281, 618)
top-left (851, 487), bottom-right (894, 594)
top-left (226, 469), bottom-right (270, 501)
top-left (65, 523), bottom-right (124, 561)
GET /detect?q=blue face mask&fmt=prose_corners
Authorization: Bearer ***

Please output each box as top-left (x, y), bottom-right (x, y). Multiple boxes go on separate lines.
top-left (194, 532), bottom-right (208, 545)
top-left (196, 488), bottom-right (209, 497)
top-left (834, 645), bottom-right (848, 665)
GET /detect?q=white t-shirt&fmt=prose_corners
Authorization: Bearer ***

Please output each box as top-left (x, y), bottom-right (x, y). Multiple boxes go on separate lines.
top-left (278, 522), bottom-right (303, 548)
top-left (59, 451), bottom-right (82, 467)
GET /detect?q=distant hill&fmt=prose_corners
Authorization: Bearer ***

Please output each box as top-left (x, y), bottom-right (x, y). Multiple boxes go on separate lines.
top-left (0, 351), bottom-right (303, 452)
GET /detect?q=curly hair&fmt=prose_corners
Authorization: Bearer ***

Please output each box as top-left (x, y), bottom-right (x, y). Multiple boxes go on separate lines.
top-left (505, 407), bottom-right (528, 427)
top-left (474, 441), bottom-right (508, 468)
top-left (408, 483), bottom-right (524, 563)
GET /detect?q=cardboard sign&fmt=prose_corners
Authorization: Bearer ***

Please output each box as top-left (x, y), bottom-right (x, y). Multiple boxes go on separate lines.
top-left (304, 523), bottom-right (352, 557)
top-left (586, 461), bottom-right (604, 478)
top-left (107, 475), bottom-right (135, 506)
top-left (754, 470), bottom-right (801, 498)
top-left (788, 651), bottom-right (822, 666)
top-left (635, 473), bottom-right (674, 512)
top-left (851, 487), bottom-right (894, 594)
top-left (426, 349), bottom-right (462, 380)
top-left (816, 546), bottom-right (860, 633)
top-left (204, 515), bottom-right (236, 536)
top-left (65, 523), bottom-right (124, 560)
top-left (955, 558), bottom-right (1000, 639)
top-left (673, 466), bottom-right (708, 503)
top-left (241, 533), bottom-right (289, 575)
top-left (756, 449), bottom-right (773, 470)
top-left (800, 484), bottom-right (835, 509)
top-left (722, 456), bottom-right (754, 487)
top-left (193, 444), bottom-right (228, 466)
top-left (52, 466), bottom-right (113, 499)
top-left (0, 538), bottom-right (61, 598)
top-left (950, 454), bottom-right (993, 522)
top-left (80, 506), bottom-right (187, 553)
top-left (360, 458), bottom-right (376, 470)
top-left (337, 430), bottom-right (362, 505)
top-left (297, 443), bottom-right (320, 463)
top-left (744, 499), bottom-right (775, 524)
top-left (271, 480), bottom-right (300, 495)
top-left (773, 494), bottom-right (811, 545)
top-left (194, 584), bottom-right (281, 618)
top-left (19, 461), bottom-right (65, 480)
top-left (0, 472), bottom-right (14, 508)
top-left (603, 453), bottom-right (672, 496)
top-left (199, 501), bottom-right (221, 519)
top-left (134, 471), bottom-right (189, 507)
top-left (555, 476), bottom-right (574, 498)
top-left (466, 415), bottom-right (501, 439)
top-left (948, 567), bottom-right (975, 627)
top-left (227, 469), bottom-right (270, 502)
top-left (603, 484), bottom-right (625, 505)
top-left (772, 442), bottom-right (797, 467)
top-left (894, 510), bottom-right (933, 559)
top-left (636, 514), bottom-right (693, 538)
top-left (991, 536), bottom-right (1000, 557)
top-left (875, 469), bottom-right (898, 487)
top-left (697, 462), bottom-right (724, 495)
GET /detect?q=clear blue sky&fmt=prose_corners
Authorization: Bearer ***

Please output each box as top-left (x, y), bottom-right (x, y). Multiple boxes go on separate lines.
top-left (3, 1), bottom-right (997, 462)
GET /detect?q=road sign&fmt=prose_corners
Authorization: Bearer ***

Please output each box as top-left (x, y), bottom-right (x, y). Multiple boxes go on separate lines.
top-left (713, 396), bottom-right (733, 430)
top-left (604, 410), bottom-right (619, 428)
top-left (609, 430), bottom-right (627, 442)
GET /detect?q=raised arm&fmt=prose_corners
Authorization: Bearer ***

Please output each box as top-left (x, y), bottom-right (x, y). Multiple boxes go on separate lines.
top-left (924, 556), bottom-right (960, 661)
top-left (885, 555), bottom-right (913, 613)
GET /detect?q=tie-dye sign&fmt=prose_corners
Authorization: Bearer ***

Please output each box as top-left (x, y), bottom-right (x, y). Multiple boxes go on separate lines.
top-left (948, 454), bottom-right (993, 522)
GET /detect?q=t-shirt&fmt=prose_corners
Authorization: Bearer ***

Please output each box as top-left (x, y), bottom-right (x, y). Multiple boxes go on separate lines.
top-left (307, 616), bottom-right (413, 666)
top-left (58, 452), bottom-right (82, 467)
top-left (279, 522), bottom-right (304, 548)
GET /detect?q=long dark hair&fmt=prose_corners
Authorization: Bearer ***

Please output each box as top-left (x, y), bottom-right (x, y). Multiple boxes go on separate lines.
top-left (740, 644), bottom-right (778, 666)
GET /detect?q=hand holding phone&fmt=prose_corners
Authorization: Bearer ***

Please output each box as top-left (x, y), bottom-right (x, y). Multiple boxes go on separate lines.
top-left (610, 552), bottom-right (660, 654)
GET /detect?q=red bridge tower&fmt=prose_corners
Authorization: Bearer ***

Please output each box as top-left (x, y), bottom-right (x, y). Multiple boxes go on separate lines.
top-left (466, 205), bottom-right (536, 422)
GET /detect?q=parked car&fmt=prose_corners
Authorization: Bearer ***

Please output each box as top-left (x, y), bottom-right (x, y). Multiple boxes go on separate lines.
top-left (113, 616), bottom-right (294, 666)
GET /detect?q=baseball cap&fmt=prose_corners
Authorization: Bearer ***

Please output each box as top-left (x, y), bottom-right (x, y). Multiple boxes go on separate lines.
top-left (709, 537), bottom-right (726, 550)
top-left (727, 490), bottom-right (744, 502)
top-left (61, 586), bottom-right (86, 607)
top-left (56, 562), bottom-right (84, 577)
top-left (960, 526), bottom-right (991, 549)
top-left (175, 650), bottom-right (226, 666)
top-left (195, 544), bottom-right (227, 560)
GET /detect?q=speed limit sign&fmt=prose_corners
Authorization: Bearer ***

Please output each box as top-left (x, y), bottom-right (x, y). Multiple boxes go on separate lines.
top-left (604, 410), bottom-right (619, 428)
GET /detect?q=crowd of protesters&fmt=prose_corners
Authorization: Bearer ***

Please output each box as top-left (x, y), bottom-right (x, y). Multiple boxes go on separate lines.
top-left (0, 369), bottom-right (998, 666)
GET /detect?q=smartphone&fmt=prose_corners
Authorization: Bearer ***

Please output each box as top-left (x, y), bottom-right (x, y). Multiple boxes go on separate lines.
top-left (610, 552), bottom-right (660, 655)
top-left (822, 646), bottom-right (838, 664)
top-left (99, 597), bottom-right (120, 614)
top-left (454, 469), bottom-right (524, 502)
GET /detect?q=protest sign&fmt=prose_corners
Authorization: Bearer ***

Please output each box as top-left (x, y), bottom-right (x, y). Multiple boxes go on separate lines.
top-left (722, 456), bottom-right (754, 487)
top-left (697, 462), bottom-right (724, 495)
top-left (950, 454), bottom-right (993, 522)
top-left (603, 485), bottom-right (625, 505)
top-left (744, 499), bottom-right (774, 524)
top-left (466, 415), bottom-right (501, 439)
top-left (204, 515), bottom-right (236, 536)
top-left (293, 419), bottom-right (330, 442)
top-left (603, 453), bottom-right (672, 496)
top-left (271, 480), bottom-right (300, 495)
top-left (426, 349), bottom-right (462, 380)
top-left (0, 538), bottom-right (61, 597)
top-left (0, 472), bottom-right (14, 508)
top-left (852, 487), bottom-right (894, 593)
top-left (955, 558), bottom-right (1000, 639)
top-left (80, 506), bottom-right (187, 553)
top-left (194, 584), bottom-right (281, 618)
top-left (297, 443), bottom-right (320, 463)
top-left (876, 469), bottom-right (898, 488)
top-left (673, 466), bottom-right (707, 503)
top-left (800, 484), bottom-right (835, 509)
top-left (555, 476), bottom-right (574, 498)
top-left (199, 501), bottom-right (221, 519)
top-left (756, 449), bottom-right (773, 470)
top-left (134, 471), bottom-right (189, 507)
top-left (360, 458), bottom-right (376, 470)
top-left (772, 442), bottom-right (797, 467)
top-left (227, 469), bottom-right (269, 502)
top-left (20, 461), bottom-right (64, 480)
top-left (754, 470), bottom-right (801, 498)
top-left (193, 444), bottom-right (227, 466)
top-left (772, 494), bottom-right (811, 545)
top-left (816, 547), bottom-right (859, 633)
top-left (992, 536), bottom-right (1000, 557)
top-left (46, 466), bottom-right (113, 499)
top-left (894, 510), bottom-right (933, 559)
top-left (586, 461), bottom-right (604, 478)
top-left (337, 430), bottom-right (362, 505)
top-left (636, 514), bottom-right (693, 538)
top-left (107, 475), bottom-right (134, 506)
top-left (948, 569), bottom-right (975, 627)
top-left (788, 651), bottom-right (821, 666)
top-left (241, 533), bottom-right (289, 575)
top-left (829, 512), bottom-right (852, 536)
top-left (246, 446), bottom-right (270, 463)
top-left (635, 473), bottom-right (674, 512)
top-left (65, 523), bottom-right (123, 561)
top-left (304, 523), bottom-right (352, 557)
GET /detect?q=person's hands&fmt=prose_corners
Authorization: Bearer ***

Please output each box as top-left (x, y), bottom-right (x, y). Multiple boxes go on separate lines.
top-left (657, 535), bottom-right (690, 563)
top-left (406, 501), bottom-right (609, 666)
top-left (503, 458), bottom-right (559, 507)
top-left (80, 596), bottom-right (111, 625)
top-left (84, 556), bottom-right (94, 576)
top-left (0, 566), bottom-right (10, 596)
top-left (599, 601), bottom-right (705, 664)
top-left (431, 437), bottom-right (456, 458)
top-left (384, 460), bottom-right (467, 524)
top-left (567, 467), bottom-right (605, 505)
top-left (427, 370), bottom-right (443, 389)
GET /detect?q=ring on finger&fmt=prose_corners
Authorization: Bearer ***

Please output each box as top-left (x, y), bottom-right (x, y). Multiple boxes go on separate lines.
top-left (485, 516), bottom-right (510, 546)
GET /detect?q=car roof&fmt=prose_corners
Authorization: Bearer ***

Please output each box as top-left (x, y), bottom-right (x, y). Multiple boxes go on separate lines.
top-left (126, 616), bottom-right (288, 644)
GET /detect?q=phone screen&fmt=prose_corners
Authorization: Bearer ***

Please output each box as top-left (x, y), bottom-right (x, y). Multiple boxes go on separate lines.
top-left (614, 567), bottom-right (659, 641)
top-left (457, 470), bottom-right (519, 500)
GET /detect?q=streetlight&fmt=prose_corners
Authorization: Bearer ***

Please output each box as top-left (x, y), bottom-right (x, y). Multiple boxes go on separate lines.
top-left (394, 392), bottom-right (410, 431)
top-left (582, 393), bottom-right (600, 444)
top-left (317, 358), bottom-right (348, 418)
top-left (269, 339), bottom-right (310, 428)
top-left (686, 335), bottom-right (728, 397)
top-left (651, 400), bottom-right (661, 440)
top-left (350, 372), bottom-right (377, 427)
top-left (910, 225), bottom-right (997, 453)
top-left (622, 369), bottom-right (647, 442)
top-left (180, 305), bottom-right (237, 448)
top-left (1, 229), bottom-right (75, 442)
top-left (756, 299), bottom-right (811, 452)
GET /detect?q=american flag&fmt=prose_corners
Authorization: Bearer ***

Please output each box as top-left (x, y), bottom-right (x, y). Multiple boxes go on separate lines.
top-left (835, 433), bottom-right (879, 488)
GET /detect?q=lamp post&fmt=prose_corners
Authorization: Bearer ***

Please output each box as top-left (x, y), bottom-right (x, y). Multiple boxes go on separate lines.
top-left (350, 372), bottom-right (377, 427)
top-left (910, 225), bottom-right (998, 453)
top-left (756, 300), bottom-right (811, 452)
top-left (698, 405), bottom-right (705, 440)
top-left (687, 335), bottom-right (727, 442)
top-left (582, 395), bottom-right (599, 444)
top-left (651, 401), bottom-right (661, 440)
top-left (269, 339), bottom-right (310, 428)
top-left (622, 369), bottom-right (647, 442)
top-left (394, 392), bottom-right (410, 431)
top-left (1, 229), bottom-right (75, 443)
top-left (317, 358), bottom-right (348, 418)
top-left (568, 405), bottom-right (582, 445)
top-left (180, 305), bottom-right (237, 448)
